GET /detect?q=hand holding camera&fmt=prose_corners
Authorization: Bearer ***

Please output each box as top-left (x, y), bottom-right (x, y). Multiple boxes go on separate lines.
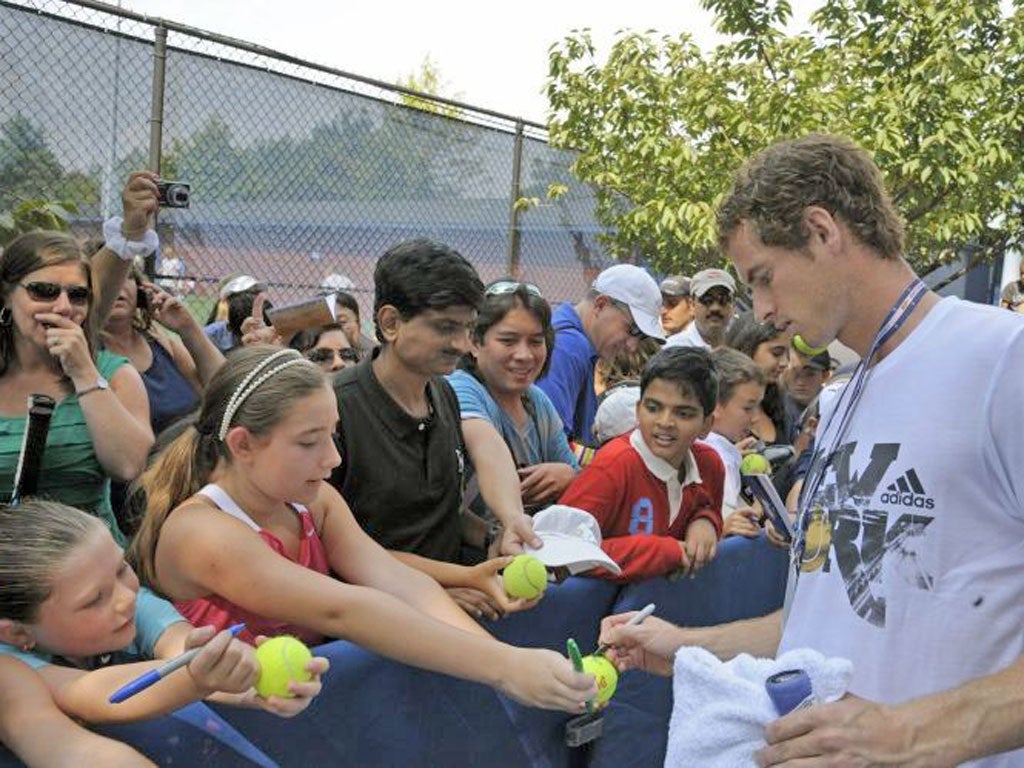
top-left (121, 172), bottom-right (160, 238)
top-left (156, 180), bottom-right (191, 208)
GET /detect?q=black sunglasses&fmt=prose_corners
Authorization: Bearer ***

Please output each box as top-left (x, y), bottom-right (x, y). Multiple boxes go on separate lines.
top-left (20, 281), bottom-right (91, 306)
top-left (307, 347), bottom-right (360, 365)
top-left (612, 300), bottom-right (646, 339)
top-left (697, 291), bottom-right (733, 307)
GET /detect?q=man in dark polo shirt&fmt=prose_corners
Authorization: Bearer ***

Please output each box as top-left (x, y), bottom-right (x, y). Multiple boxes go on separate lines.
top-left (330, 239), bottom-right (540, 567)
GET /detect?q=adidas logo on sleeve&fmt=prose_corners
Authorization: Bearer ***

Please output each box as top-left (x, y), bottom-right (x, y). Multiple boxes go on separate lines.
top-left (879, 468), bottom-right (935, 509)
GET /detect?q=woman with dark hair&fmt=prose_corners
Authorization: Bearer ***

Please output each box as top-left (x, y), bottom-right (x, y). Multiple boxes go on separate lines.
top-left (0, 174), bottom-right (158, 545)
top-left (725, 311), bottom-right (791, 446)
top-left (292, 323), bottom-right (360, 373)
top-left (101, 265), bottom-right (224, 435)
top-left (331, 290), bottom-right (375, 357)
top-left (448, 280), bottom-right (578, 513)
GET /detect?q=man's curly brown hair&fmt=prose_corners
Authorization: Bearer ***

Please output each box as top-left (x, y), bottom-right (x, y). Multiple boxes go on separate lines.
top-left (717, 134), bottom-right (905, 260)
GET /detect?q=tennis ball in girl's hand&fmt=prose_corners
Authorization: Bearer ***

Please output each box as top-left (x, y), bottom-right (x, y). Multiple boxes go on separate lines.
top-left (502, 554), bottom-right (548, 599)
top-left (255, 636), bottom-right (313, 699)
top-left (741, 453), bottom-right (771, 475)
top-left (581, 655), bottom-right (619, 704)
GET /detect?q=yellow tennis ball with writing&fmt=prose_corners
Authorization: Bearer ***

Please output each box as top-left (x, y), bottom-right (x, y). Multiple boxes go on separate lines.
top-left (581, 654), bottom-right (619, 704)
top-left (255, 636), bottom-right (313, 699)
top-left (740, 453), bottom-right (771, 475)
top-left (502, 554), bottom-right (548, 599)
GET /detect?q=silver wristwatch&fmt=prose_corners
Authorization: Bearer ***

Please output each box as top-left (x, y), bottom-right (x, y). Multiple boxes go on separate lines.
top-left (76, 375), bottom-right (110, 398)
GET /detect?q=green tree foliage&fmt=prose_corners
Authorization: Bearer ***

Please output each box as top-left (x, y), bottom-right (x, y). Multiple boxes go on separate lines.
top-left (546, 0), bottom-right (1024, 273)
top-left (396, 55), bottom-right (463, 118)
top-left (0, 114), bottom-right (92, 246)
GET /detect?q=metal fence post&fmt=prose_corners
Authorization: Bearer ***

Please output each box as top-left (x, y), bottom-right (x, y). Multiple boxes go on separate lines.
top-left (148, 23), bottom-right (167, 173)
top-left (506, 119), bottom-right (524, 278)
top-left (145, 23), bottom-right (167, 276)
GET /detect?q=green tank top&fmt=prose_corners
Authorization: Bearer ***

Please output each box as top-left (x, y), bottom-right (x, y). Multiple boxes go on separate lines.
top-left (0, 350), bottom-right (130, 546)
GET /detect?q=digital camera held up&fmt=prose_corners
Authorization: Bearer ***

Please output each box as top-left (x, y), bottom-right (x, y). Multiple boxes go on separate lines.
top-left (156, 180), bottom-right (191, 208)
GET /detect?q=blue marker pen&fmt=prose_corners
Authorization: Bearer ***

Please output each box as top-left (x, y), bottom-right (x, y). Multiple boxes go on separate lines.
top-left (109, 623), bottom-right (246, 704)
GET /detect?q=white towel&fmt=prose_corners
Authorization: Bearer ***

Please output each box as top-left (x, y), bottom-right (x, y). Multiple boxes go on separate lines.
top-left (664, 646), bottom-right (853, 768)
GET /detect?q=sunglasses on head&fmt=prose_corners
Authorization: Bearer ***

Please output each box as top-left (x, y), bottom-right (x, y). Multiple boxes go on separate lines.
top-left (20, 281), bottom-right (91, 306)
top-left (485, 281), bottom-right (543, 299)
top-left (307, 347), bottom-right (360, 365)
top-left (697, 290), bottom-right (733, 307)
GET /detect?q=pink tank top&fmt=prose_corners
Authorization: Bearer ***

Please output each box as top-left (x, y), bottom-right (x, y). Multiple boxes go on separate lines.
top-left (174, 484), bottom-right (329, 646)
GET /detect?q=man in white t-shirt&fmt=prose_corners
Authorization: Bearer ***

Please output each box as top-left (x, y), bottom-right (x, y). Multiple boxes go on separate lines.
top-left (599, 134), bottom-right (1024, 768)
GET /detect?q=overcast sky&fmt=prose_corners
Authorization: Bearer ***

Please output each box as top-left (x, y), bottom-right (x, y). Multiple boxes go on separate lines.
top-left (118, 0), bottom-right (817, 122)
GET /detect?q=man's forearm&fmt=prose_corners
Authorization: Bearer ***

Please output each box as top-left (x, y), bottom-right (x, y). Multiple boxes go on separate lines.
top-left (896, 655), bottom-right (1024, 765)
top-left (679, 609), bottom-right (783, 661)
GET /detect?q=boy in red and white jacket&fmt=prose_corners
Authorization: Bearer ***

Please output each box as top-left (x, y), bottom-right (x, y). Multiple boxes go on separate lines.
top-left (559, 347), bottom-right (724, 582)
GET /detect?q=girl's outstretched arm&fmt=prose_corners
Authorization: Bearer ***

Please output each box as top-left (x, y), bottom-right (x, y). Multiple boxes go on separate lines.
top-left (0, 657), bottom-right (154, 767)
top-left (35, 626), bottom-right (257, 724)
top-left (156, 491), bottom-right (597, 713)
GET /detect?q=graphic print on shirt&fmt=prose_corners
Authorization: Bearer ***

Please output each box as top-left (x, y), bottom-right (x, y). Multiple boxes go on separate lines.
top-left (801, 441), bottom-right (935, 628)
top-left (629, 497), bottom-right (655, 535)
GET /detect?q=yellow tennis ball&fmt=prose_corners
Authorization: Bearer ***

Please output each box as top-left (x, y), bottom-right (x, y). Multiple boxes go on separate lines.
top-left (581, 655), bottom-right (618, 704)
top-left (254, 636), bottom-right (313, 699)
top-left (502, 554), bottom-right (548, 599)
top-left (792, 334), bottom-right (829, 357)
top-left (740, 453), bottom-right (771, 475)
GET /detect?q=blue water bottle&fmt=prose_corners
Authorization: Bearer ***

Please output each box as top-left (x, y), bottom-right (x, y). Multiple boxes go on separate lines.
top-left (766, 669), bottom-right (817, 715)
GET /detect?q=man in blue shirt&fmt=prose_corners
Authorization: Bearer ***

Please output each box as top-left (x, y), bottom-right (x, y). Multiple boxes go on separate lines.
top-left (537, 264), bottom-right (663, 446)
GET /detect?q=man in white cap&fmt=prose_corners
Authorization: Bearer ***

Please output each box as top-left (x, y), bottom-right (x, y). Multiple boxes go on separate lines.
top-left (537, 264), bottom-right (664, 447)
top-left (664, 268), bottom-right (736, 350)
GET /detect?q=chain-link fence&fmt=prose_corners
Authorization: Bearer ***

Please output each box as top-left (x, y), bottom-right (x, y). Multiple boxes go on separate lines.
top-left (1, 0), bottom-right (610, 324)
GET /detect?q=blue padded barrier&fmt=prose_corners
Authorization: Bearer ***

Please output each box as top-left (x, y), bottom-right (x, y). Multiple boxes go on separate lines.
top-left (485, 576), bottom-right (620, 768)
top-left (214, 575), bottom-right (618, 768)
top-left (0, 543), bottom-right (782, 767)
top-left (588, 534), bottom-right (789, 768)
top-left (214, 641), bottom-right (538, 768)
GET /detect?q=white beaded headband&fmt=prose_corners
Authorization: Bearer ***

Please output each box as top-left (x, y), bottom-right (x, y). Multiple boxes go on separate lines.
top-left (218, 349), bottom-right (309, 441)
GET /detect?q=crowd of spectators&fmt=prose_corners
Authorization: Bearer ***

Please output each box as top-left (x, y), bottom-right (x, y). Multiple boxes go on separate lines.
top-left (0, 133), bottom-right (1023, 767)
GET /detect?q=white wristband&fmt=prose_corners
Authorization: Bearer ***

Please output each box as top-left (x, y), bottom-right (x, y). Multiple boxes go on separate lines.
top-left (102, 216), bottom-right (159, 262)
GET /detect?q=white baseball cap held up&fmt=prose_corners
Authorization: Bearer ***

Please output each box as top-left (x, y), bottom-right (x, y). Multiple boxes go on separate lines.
top-left (524, 505), bottom-right (622, 576)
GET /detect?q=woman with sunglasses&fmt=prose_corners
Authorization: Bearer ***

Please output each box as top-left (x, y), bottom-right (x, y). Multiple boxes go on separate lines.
top-left (0, 173), bottom-right (159, 545)
top-left (100, 265), bottom-right (225, 436)
top-left (449, 280), bottom-right (578, 523)
top-left (293, 323), bottom-right (361, 373)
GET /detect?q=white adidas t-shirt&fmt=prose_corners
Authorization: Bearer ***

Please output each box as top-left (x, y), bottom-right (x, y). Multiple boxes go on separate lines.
top-left (780, 297), bottom-right (1024, 768)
